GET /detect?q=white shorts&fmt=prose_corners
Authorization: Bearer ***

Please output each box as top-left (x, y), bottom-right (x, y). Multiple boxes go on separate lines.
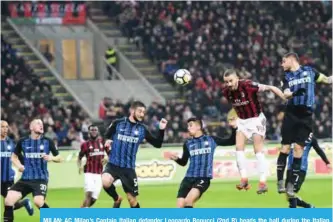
top-left (236, 112), bottom-right (266, 140)
top-left (84, 173), bottom-right (102, 199)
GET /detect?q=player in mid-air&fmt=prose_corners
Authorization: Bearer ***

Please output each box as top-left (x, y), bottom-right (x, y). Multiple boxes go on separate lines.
top-left (276, 52), bottom-right (332, 197)
top-left (285, 133), bottom-right (331, 208)
top-left (3, 119), bottom-right (63, 222)
top-left (223, 69), bottom-right (286, 194)
top-left (0, 120), bottom-right (34, 216)
top-left (77, 124), bottom-right (123, 208)
top-left (102, 101), bottom-right (168, 208)
top-left (167, 117), bottom-right (236, 208)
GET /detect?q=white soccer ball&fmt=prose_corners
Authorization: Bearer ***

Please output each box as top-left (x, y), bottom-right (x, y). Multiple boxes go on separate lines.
top-left (174, 69), bottom-right (192, 85)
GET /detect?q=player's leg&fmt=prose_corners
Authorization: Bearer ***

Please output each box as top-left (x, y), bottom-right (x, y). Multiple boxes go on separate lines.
top-left (286, 171), bottom-right (307, 207)
top-left (176, 178), bottom-right (193, 208)
top-left (235, 131), bottom-right (250, 190)
top-left (121, 169), bottom-right (140, 208)
top-left (277, 112), bottom-right (294, 193)
top-left (286, 124), bottom-right (312, 197)
top-left (253, 134), bottom-right (268, 194)
top-left (82, 173), bottom-right (95, 208)
top-left (32, 181), bottom-right (49, 209)
top-left (89, 173), bottom-right (103, 208)
top-left (184, 178), bottom-right (210, 208)
top-left (102, 164), bottom-right (122, 207)
top-left (3, 180), bottom-right (28, 222)
top-left (295, 196), bottom-right (314, 208)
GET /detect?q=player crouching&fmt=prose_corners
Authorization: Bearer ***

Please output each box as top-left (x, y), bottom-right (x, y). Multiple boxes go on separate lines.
top-left (167, 117), bottom-right (236, 208)
top-left (77, 125), bottom-right (122, 208)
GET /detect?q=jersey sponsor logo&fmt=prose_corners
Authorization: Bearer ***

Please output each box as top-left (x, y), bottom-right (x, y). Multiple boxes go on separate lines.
top-left (232, 99), bottom-right (250, 107)
top-left (117, 134), bottom-right (139, 143)
top-left (288, 77), bottom-right (311, 87)
top-left (89, 151), bottom-right (105, 157)
top-left (25, 152), bottom-right (44, 158)
top-left (135, 160), bottom-right (176, 181)
top-left (189, 147), bottom-right (212, 156)
top-left (0, 152), bottom-right (11, 157)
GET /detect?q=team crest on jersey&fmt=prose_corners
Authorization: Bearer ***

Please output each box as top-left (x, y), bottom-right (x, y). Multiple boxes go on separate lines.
top-left (240, 92), bottom-right (245, 98)
top-left (89, 146), bottom-right (93, 150)
top-left (40, 144), bottom-right (44, 150)
top-left (7, 145), bottom-right (11, 150)
top-left (134, 130), bottom-right (139, 135)
top-left (302, 71), bottom-right (308, 77)
top-left (204, 141), bottom-right (209, 146)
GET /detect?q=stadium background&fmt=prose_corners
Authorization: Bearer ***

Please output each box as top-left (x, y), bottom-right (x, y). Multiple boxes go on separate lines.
top-left (0, 1), bottom-right (332, 220)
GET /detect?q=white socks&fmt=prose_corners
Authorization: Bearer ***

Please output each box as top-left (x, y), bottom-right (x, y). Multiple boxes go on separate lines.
top-left (236, 151), bottom-right (247, 179)
top-left (255, 152), bottom-right (267, 183)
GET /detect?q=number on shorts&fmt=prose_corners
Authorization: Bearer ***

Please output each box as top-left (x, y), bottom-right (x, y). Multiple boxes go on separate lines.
top-left (40, 184), bottom-right (47, 191)
top-left (199, 180), bottom-right (204, 185)
top-left (133, 178), bottom-right (138, 187)
top-left (293, 174), bottom-right (299, 183)
top-left (256, 126), bottom-right (265, 133)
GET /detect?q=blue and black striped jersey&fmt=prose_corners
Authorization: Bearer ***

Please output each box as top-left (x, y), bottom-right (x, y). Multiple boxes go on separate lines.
top-left (14, 136), bottom-right (59, 181)
top-left (0, 137), bottom-right (16, 182)
top-left (104, 117), bottom-right (164, 169)
top-left (175, 130), bottom-right (236, 178)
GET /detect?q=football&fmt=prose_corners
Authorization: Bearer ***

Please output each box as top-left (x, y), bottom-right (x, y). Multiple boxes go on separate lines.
top-left (174, 69), bottom-right (192, 85)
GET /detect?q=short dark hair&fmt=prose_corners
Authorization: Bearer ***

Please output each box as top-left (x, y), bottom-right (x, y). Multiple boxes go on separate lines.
top-left (88, 124), bottom-right (98, 131)
top-left (187, 117), bottom-right (203, 129)
top-left (223, 69), bottom-right (238, 77)
top-left (131, 101), bottom-right (146, 109)
top-left (283, 52), bottom-right (299, 62)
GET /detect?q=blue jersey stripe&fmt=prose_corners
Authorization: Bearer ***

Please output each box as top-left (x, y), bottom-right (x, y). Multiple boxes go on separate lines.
top-left (0, 138), bottom-right (15, 182)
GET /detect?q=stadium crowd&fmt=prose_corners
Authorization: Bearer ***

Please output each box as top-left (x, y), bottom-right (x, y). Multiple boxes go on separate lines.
top-left (100, 1), bottom-right (332, 141)
top-left (1, 35), bottom-right (91, 147)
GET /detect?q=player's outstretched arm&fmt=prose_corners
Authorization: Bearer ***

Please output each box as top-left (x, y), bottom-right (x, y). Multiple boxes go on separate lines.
top-left (258, 84), bottom-right (287, 101)
top-left (311, 137), bottom-right (330, 167)
top-left (144, 118), bottom-right (168, 148)
top-left (212, 128), bottom-right (237, 146)
top-left (168, 143), bottom-right (189, 166)
top-left (315, 70), bottom-right (332, 85)
top-left (47, 139), bottom-right (63, 162)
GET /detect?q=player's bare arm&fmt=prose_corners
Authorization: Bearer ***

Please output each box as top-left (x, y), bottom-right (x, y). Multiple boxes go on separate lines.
top-left (11, 153), bottom-right (24, 172)
top-left (258, 84), bottom-right (286, 101)
top-left (144, 118), bottom-right (168, 148)
top-left (42, 139), bottom-right (63, 163)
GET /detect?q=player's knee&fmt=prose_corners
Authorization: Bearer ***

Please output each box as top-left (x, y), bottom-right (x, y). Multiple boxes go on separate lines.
top-left (5, 191), bottom-right (21, 206)
top-left (102, 173), bottom-right (113, 188)
top-left (33, 196), bottom-right (45, 208)
top-left (177, 199), bottom-right (185, 208)
top-left (126, 193), bottom-right (137, 206)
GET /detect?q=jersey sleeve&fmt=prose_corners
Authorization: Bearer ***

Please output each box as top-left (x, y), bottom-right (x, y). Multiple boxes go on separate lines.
top-left (175, 143), bottom-right (190, 166)
top-left (144, 126), bottom-right (164, 148)
top-left (281, 75), bottom-right (289, 91)
top-left (78, 142), bottom-right (86, 159)
top-left (313, 68), bottom-right (321, 81)
top-left (245, 80), bottom-right (259, 93)
top-left (212, 129), bottom-right (237, 146)
top-left (104, 119), bottom-right (121, 139)
top-left (13, 139), bottom-right (23, 156)
top-left (49, 139), bottom-right (59, 156)
top-left (312, 137), bottom-right (330, 165)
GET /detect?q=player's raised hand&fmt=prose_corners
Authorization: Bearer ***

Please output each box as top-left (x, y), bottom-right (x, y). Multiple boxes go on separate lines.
top-left (105, 140), bottom-right (112, 148)
top-left (159, 118), bottom-right (168, 130)
top-left (42, 154), bottom-right (53, 162)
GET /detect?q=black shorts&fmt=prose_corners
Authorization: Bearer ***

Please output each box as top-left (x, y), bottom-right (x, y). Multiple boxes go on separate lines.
top-left (285, 170), bottom-right (306, 193)
top-left (281, 109), bottom-right (313, 146)
top-left (177, 177), bottom-right (210, 198)
top-left (103, 163), bottom-right (138, 196)
top-left (10, 179), bottom-right (48, 198)
top-left (1, 181), bottom-right (14, 197)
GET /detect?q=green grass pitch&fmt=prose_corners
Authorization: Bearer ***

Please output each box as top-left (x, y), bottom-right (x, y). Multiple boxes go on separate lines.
top-left (6, 178), bottom-right (332, 222)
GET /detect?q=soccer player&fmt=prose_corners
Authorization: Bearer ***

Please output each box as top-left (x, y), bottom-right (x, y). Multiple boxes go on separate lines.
top-left (285, 134), bottom-right (331, 208)
top-left (276, 52), bottom-right (332, 196)
top-left (77, 124), bottom-right (122, 208)
top-left (1, 120), bottom-right (34, 216)
top-left (3, 119), bottom-right (63, 222)
top-left (102, 101), bottom-right (168, 208)
top-left (223, 69), bottom-right (286, 194)
top-left (167, 117), bottom-right (236, 208)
